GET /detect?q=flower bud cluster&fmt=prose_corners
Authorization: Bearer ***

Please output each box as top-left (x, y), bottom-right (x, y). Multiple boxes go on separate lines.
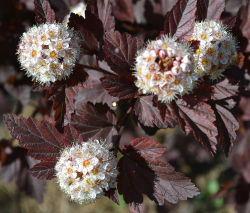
top-left (134, 36), bottom-right (198, 102)
top-left (17, 23), bottom-right (81, 84)
top-left (191, 20), bottom-right (237, 80)
top-left (55, 139), bottom-right (118, 204)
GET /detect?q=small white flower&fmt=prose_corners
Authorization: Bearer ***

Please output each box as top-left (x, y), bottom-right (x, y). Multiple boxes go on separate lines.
top-left (55, 139), bottom-right (118, 204)
top-left (192, 20), bottom-right (237, 80)
top-left (17, 23), bottom-right (81, 84)
top-left (134, 35), bottom-right (197, 102)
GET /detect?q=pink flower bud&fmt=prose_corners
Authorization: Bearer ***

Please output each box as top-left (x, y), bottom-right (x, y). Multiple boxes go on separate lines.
top-left (158, 50), bottom-right (166, 58)
top-left (173, 61), bottom-right (180, 67)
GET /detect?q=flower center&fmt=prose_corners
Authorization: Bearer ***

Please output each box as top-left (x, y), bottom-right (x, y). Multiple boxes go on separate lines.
top-left (40, 60), bottom-right (47, 67)
top-left (201, 33), bottom-right (207, 40)
top-left (215, 33), bottom-right (222, 38)
top-left (50, 63), bottom-right (58, 70)
top-left (41, 35), bottom-right (47, 41)
top-left (56, 43), bottom-right (63, 50)
top-left (201, 58), bottom-right (209, 66)
top-left (86, 178), bottom-right (94, 186)
top-left (92, 168), bottom-right (99, 175)
top-left (206, 47), bottom-right (214, 55)
top-left (67, 168), bottom-right (73, 174)
top-left (83, 160), bottom-right (91, 167)
top-left (31, 50), bottom-right (37, 57)
top-left (48, 30), bottom-right (55, 37)
top-left (50, 51), bottom-right (57, 58)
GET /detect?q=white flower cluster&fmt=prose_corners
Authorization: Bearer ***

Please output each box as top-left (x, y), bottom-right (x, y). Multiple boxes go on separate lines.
top-left (192, 20), bottom-right (237, 80)
top-left (17, 23), bottom-right (81, 84)
top-left (55, 139), bottom-right (118, 204)
top-left (134, 35), bottom-right (198, 102)
top-left (70, 2), bottom-right (86, 18)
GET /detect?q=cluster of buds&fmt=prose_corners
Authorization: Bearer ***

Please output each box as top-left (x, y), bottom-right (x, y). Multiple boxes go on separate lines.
top-left (55, 139), bottom-right (118, 204)
top-left (17, 23), bottom-right (81, 84)
top-left (191, 20), bottom-right (237, 80)
top-left (134, 35), bottom-right (198, 102)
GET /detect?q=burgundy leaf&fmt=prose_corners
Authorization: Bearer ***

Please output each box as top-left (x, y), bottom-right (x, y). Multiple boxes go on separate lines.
top-left (32, 82), bottom-right (50, 92)
top-left (212, 103), bottom-right (239, 156)
top-left (103, 30), bottom-right (143, 75)
top-left (68, 12), bottom-right (103, 56)
top-left (87, 0), bottom-right (115, 32)
top-left (29, 161), bottom-right (57, 180)
top-left (47, 65), bottom-right (92, 132)
top-left (0, 147), bottom-right (46, 203)
top-left (100, 73), bottom-right (140, 99)
top-left (163, 0), bottom-right (197, 41)
top-left (3, 84), bottom-right (31, 108)
top-left (3, 114), bottom-right (80, 160)
top-left (222, 16), bottom-right (236, 28)
top-left (231, 130), bottom-right (250, 183)
top-left (112, 0), bottom-right (135, 23)
top-left (104, 188), bottom-right (120, 205)
top-left (212, 78), bottom-right (238, 100)
top-left (4, 114), bottom-right (83, 179)
top-left (117, 137), bottom-right (200, 211)
top-left (168, 99), bottom-right (218, 155)
top-left (125, 137), bottom-right (166, 160)
top-left (134, 96), bottom-right (178, 129)
top-left (208, 78), bottom-right (239, 156)
top-left (34, 0), bottom-right (55, 24)
top-left (181, 81), bottom-right (214, 107)
top-left (71, 102), bottom-right (118, 143)
top-left (196, 0), bottom-right (225, 22)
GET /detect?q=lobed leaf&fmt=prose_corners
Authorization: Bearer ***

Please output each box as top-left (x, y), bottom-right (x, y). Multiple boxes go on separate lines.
top-left (112, 0), bottom-right (135, 23)
top-left (196, 0), bottom-right (225, 22)
top-left (103, 30), bottom-right (143, 75)
top-left (163, 0), bottom-right (197, 41)
top-left (0, 147), bottom-right (46, 203)
top-left (222, 16), bottom-right (236, 29)
top-left (47, 65), bottom-right (92, 132)
top-left (29, 161), bottom-right (57, 180)
top-left (117, 137), bottom-right (200, 212)
top-left (68, 12), bottom-right (103, 56)
top-left (104, 188), bottom-right (120, 205)
top-left (87, 0), bottom-right (115, 32)
top-left (34, 0), bottom-right (55, 24)
top-left (100, 73), bottom-right (140, 99)
top-left (134, 96), bottom-right (178, 129)
top-left (71, 102), bottom-right (118, 143)
top-left (3, 114), bottom-right (83, 179)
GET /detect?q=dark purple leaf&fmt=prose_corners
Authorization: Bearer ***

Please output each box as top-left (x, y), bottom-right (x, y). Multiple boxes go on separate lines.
top-left (47, 65), bottom-right (92, 132)
top-left (112, 0), bottom-right (135, 23)
top-left (100, 73), bottom-right (140, 99)
top-left (34, 0), bottom-right (55, 24)
top-left (104, 188), bottom-right (120, 205)
top-left (87, 0), bottom-right (115, 32)
top-left (29, 161), bottom-right (57, 180)
top-left (168, 99), bottom-right (218, 156)
top-left (68, 12), bottom-right (103, 56)
top-left (222, 16), bottom-right (236, 28)
top-left (71, 102), bottom-right (118, 143)
top-left (117, 137), bottom-right (200, 212)
top-left (163, 0), bottom-right (197, 41)
top-left (4, 84), bottom-right (31, 108)
top-left (196, 0), bottom-right (225, 22)
top-left (0, 147), bottom-right (46, 203)
top-left (103, 30), bottom-right (143, 75)
top-left (4, 114), bottom-right (83, 179)
top-left (134, 95), bottom-right (178, 129)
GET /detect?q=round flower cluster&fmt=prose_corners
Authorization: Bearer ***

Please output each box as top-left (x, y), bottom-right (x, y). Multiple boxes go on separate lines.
top-left (17, 23), bottom-right (81, 84)
top-left (69, 2), bottom-right (86, 18)
top-left (55, 139), bottom-right (118, 204)
top-left (134, 36), bottom-right (198, 102)
top-left (191, 20), bottom-right (237, 80)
